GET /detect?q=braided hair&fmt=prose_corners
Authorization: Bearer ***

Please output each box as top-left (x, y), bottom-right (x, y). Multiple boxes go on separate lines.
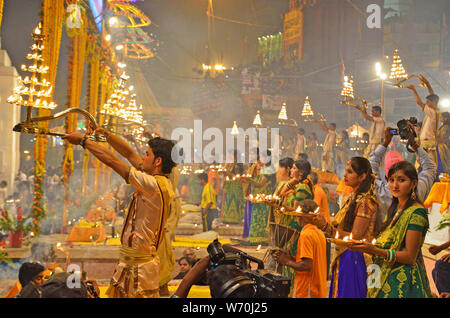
top-left (342, 157), bottom-right (377, 233)
top-left (293, 159), bottom-right (314, 199)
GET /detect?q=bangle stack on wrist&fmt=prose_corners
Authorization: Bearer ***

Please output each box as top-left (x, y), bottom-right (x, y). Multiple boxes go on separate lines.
top-left (385, 249), bottom-right (396, 263)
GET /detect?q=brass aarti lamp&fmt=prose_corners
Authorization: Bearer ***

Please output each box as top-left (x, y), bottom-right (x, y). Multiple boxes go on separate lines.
top-left (340, 76), bottom-right (367, 111)
top-left (389, 49), bottom-right (425, 88)
top-left (8, 22), bottom-right (104, 141)
top-left (278, 102), bottom-right (298, 127)
top-left (301, 96), bottom-right (325, 123)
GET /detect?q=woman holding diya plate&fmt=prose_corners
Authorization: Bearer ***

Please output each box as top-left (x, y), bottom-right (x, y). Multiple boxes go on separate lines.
top-left (276, 160), bottom-right (315, 252)
top-left (266, 157), bottom-right (295, 245)
top-left (265, 159), bottom-right (314, 294)
top-left (300, 157), bottom-right (382, 298)
top-left (221, 151), bottom-right (245, 224)
top-left (246, 152), bottom-right (277, 244)
top-left (348, 161), bottom-right (432, 298)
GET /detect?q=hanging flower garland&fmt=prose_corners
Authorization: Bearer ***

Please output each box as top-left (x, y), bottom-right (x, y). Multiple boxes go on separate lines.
top-left (31, 0), bottom-right (65, 235)
top-left (0, 0), bottom-right (4, 33)
top-left (62, 10), bottom-right (88, 232)
top-left (82, 33), bottom-right (101, 194)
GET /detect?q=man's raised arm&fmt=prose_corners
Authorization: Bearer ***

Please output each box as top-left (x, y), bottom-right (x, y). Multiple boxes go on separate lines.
top-left (418, 75), bottom-right (435, 95)
top-left (96, 127), bottom-right (142, 170)
top-left (406, 85), bottom-right (426, 110)
top-left (63, 131), bottom-right (130, 181)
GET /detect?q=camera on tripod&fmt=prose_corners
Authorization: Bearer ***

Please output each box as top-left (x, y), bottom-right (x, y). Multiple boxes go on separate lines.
top-left (206, 239), bottom-right (291, 298)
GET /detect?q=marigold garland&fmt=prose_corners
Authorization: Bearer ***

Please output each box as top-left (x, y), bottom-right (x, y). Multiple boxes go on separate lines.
top-left (62, 12), bottom-right (87, 232)
top-left (31, 0), bottom-right (65, 236)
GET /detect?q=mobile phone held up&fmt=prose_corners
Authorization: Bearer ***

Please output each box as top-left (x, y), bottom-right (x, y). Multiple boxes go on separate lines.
top-left (389, 128), bottom-right (399, 135)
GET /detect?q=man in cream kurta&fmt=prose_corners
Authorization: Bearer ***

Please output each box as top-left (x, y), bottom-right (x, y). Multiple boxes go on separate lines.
top-left (359, 105), bottom-right (385, 158)
top-left (407, 78), bottom-right (440, 166)
top-left (295, 128), bottom-right (306, 159)
top-left (63, 129), bottom-right (177, 298)
top-left (320, 123), bottom-right (337, 172)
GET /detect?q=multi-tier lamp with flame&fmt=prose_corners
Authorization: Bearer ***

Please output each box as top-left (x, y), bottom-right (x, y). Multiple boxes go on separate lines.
top-left (123, 93), bottom-right (147, 142)
top-left (389, 49), bottom-right (426, 88)
top-left (340, 76), bottom-right (367, 110)
top-left (301, 96), bottom-right (326, 123)
top-left (278, 102), bottom-right (297, 127)
top-left (301, 96), bottom-right (315, 122)
top-left (253, 110), bottom-right (262, 128)
top-left (231, 121), bottom-right (240, 135)
top-left (7, 22), bottom-right (103, 140)
top-left (100, 72), bottom-right (131, 133)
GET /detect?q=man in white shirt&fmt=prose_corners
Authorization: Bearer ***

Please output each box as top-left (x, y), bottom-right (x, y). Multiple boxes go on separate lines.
top-left (320, 123), bottom-right (337, 172)
top-left (360, 105), bottom-right (385, 159)
top-left (295, 128), bottom-right (306, 159)
top-left (407, 75), bottom-right (440, 166)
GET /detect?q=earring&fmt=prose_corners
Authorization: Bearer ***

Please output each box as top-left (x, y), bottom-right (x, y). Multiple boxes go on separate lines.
top-left (411, 191), bottom-right (417, 201)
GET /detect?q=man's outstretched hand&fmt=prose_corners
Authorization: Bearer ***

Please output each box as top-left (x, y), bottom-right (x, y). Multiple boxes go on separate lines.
top-left (62, 131), bottom-right (84, 145)
top-left (382, 127), bottom-right (394, 148)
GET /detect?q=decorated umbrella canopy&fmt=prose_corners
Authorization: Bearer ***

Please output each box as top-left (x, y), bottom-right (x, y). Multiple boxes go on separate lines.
top-left (122, 27), bottom-right (158, 59)
top-left (346, 122), bottom-right (369, 139)
top-left (107, 0), bottom-right (151, 28)
top-left (107, 1), bottom-right (157, 59)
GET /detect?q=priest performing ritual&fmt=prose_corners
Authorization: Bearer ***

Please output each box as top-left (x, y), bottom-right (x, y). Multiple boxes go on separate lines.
top-left (63, 128), bottom-right (178, 298)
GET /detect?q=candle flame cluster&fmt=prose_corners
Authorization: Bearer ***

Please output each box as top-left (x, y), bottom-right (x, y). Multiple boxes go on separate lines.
top-left (248, 193), bottom-right (280, 203)
top-left (226, 173), bottom-right (252, 181)
top-left (301, 96), bottom-right (314, 117)
top-left (8, 22), bottom-right (57, 109)
top-left (180, 166), bottom-right (193, 175)
top-left (278, 102), bottom-right (288, 121)
top-left (389, 49), bottom-right (408, 80)
top-left (253, 110), bottom-right (262, 127)
top-left (340, 76), bottom-right (355, 99)
top-left (100, 72), bottom-right (131, 118)
top-left (209, 165), bottom-right (227, 173)
top-left (334, 231), bottom-right (377, 245)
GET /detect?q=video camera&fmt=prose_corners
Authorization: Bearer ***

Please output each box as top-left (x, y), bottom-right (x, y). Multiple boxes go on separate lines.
top-left (395, 117), bottom-right (418, 153)
top-left (207, 239), bottom-right (291, 298)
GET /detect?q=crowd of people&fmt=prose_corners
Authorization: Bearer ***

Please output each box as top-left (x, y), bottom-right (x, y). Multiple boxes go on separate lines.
top-left (2, 76), bottom-right (450, 299)
top-left (172, 78), bottom-right (449, 298)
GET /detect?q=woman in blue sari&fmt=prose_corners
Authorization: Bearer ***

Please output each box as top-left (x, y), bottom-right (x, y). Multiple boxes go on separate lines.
top-left (304, 157), bottom-right (381, 297)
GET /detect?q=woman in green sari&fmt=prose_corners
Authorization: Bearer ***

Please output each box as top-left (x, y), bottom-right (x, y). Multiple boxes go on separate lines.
top-left (350, 161), bottom-right (432, 298)
top-left (270, 159), bottom-right (314, 294)
top-left (247, 155), bottom-right (276, 244)
top-left (266, 157), bottom-right (295, 245)
top-left (278, 159), bottom-right (315, 253)
top-left (221, 154), bottom-right (245, 224)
